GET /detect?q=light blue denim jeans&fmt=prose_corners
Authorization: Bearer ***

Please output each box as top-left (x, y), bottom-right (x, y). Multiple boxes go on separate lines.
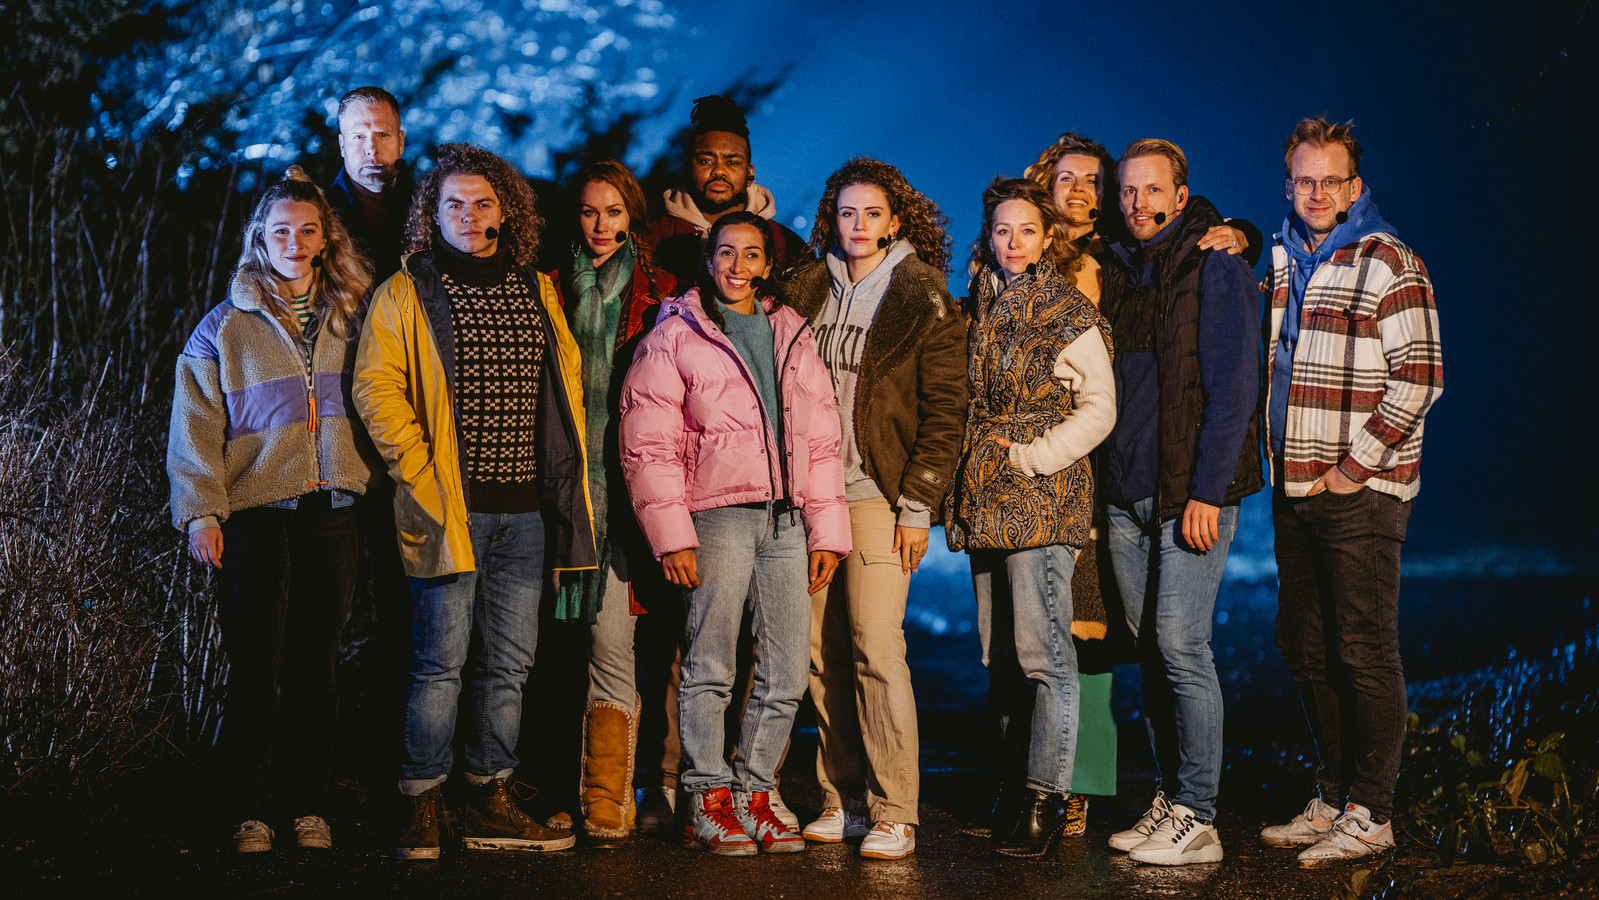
top-left (400, 511), bottom-right (545, 794)
top-left (1105, 497), bottom-right (1238, 821)
top-left (679, 504), bottom-right (810, 795)
top-left (971, 543), bottom-right (1080, 794)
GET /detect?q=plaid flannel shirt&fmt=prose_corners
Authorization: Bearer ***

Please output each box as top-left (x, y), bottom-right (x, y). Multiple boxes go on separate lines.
top-left (1264, 232), bottom-right (1442, 501)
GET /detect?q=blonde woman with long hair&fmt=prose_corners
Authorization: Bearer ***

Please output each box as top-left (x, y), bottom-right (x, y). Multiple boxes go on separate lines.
top-left (167, 166), bottom-right (380, 854)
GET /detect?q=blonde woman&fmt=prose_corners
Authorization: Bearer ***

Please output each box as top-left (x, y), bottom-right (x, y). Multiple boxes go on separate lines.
top-left (167, 166), bottom-right (379, 853)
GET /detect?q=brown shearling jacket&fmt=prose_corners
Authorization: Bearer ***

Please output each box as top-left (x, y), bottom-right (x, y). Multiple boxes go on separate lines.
top-left (780, 253), bottom-right (969, 518)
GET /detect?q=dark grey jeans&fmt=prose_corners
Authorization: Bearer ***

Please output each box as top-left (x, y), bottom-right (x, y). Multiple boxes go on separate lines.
top-left (1273, 486), bottom-right (1412, 822)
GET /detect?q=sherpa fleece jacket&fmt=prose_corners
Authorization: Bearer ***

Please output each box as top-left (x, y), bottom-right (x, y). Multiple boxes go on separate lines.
top-left (167, 277), bottom-right (380, 532)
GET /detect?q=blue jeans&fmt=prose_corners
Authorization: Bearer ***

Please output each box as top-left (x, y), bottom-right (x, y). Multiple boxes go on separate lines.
top-left (400, 511), bottom-right (545, 793)
top-left (679, 504), bottom-right (810, 795)
top-left (971, 543), bottom-right (1080, 794)
top-left (1106, 497), bottom-right (1238, 821)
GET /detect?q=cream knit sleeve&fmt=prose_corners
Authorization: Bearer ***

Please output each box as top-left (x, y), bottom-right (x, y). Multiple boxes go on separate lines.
top-left (1007, 325), bottom-right (1116, 477)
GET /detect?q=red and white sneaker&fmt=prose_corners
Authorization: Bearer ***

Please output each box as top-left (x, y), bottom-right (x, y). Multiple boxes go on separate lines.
top-left (734, 790), bottom-right (806, 853)
top-left (683, 787), bottom-right (757, 857)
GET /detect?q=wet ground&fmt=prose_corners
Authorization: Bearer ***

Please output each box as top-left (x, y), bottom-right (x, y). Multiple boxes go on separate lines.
top-left (7, 574), bottom-right (1598, 897)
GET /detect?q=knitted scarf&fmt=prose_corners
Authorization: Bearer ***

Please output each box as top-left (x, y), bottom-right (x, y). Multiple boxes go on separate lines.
top-left (554, 239), bottom-right (634, 623)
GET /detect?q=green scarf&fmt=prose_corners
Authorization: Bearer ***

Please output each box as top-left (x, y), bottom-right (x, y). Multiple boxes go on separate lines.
top-left (554, 240), bottom-right (633, 623)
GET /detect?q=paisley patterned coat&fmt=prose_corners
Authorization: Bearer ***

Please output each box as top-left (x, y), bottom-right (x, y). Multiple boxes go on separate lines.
top-left (945, 259), bottom-right (1113, 551)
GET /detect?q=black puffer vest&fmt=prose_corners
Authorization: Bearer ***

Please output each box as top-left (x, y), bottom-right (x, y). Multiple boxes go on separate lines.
top-left (1102, 200), bottom-right (1263, 520)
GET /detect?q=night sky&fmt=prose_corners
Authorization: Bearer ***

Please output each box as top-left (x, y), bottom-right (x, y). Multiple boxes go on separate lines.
top-left (634, 0), bottom-right (1596, 570)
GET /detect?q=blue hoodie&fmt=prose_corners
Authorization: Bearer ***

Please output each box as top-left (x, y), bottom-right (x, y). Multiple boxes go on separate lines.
top-left (1269, 190), bottom-right (1398, 457)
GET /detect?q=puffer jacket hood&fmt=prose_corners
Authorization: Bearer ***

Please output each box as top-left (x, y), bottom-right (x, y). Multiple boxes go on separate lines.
top-left (618, 287), bottom-right (850, 559)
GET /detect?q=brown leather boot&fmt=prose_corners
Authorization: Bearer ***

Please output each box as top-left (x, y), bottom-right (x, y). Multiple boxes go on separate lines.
top-left (463, 777), bottom-right (575, 852)
top-left (580, 695), bottom-right (639, 848)
top-left (396, 785), bottom-right (443, 860)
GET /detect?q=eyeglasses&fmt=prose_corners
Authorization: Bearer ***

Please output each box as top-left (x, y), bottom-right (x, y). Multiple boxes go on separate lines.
top-left (1288, 176), bottom-right (1355, 195)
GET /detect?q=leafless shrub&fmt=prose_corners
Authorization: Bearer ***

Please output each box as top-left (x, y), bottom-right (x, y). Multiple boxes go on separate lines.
top-left (0, 353), bottom-right (223, 783)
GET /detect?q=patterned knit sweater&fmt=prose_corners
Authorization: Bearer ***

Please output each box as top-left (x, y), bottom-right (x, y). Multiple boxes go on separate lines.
top-left (435, 241), bottom-right (547, 514)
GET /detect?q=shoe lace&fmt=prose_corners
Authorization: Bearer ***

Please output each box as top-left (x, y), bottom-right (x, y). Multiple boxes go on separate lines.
top-left (707, 793), bottom-right (745, 832)
top-left (1164, 815), bottom-right (1196, 844)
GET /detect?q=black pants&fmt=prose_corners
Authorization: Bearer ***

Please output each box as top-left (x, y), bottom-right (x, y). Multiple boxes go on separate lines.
top-left (218, 492), bottom-right (358, 822)
top-left (1273, 486), bottom-right (1412, 822)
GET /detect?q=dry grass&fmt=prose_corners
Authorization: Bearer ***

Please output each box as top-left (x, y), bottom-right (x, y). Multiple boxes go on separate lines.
top-left (0, 356), bottom-right (224, 784)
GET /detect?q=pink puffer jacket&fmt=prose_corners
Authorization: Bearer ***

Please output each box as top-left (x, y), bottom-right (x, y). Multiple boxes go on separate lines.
top-left (619, 288), bottom-right (850, 559)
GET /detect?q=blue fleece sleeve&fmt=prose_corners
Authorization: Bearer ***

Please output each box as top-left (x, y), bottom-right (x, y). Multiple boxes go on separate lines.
top-left (1190, 251), bottom-right (1261, 506)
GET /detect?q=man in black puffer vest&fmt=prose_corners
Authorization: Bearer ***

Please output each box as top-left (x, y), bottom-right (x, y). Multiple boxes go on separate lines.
top-left (1099, 139), bottom-right (1263, 867)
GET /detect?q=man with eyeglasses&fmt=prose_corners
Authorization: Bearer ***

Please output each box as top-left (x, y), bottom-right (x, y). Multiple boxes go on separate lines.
top-left (1259, 117), bottom-right (1442, 867)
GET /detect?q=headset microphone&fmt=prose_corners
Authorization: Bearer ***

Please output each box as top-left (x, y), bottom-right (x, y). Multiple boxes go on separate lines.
top-left (1335, 211), bottom-right (1349, 225)
top-left (1025, 262), bottom-right (1038, 276)
top-left (617, 231), bottom-right (628, 243)
top-left (877, 236), bottom-right (890, 249)
top-left (484, 226), bottom-right (499, 241)
top-left (1087, 208), bottom-right (1098, 220)
top-left (310, 255), bottom-right (323, 269)
top-left (750, 276), bottom-right (766, 290)
top-left (1153, 212), bottom-right (1167, 226)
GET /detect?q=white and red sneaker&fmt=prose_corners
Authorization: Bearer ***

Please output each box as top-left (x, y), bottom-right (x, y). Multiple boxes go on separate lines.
top-left (734, 790), bottom-right (806, 853)
top-left (683, 787), bottom-right (757, 857)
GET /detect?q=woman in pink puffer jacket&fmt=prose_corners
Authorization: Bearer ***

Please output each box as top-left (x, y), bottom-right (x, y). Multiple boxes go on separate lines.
top-left (619, 212), bottom-right (849, 857)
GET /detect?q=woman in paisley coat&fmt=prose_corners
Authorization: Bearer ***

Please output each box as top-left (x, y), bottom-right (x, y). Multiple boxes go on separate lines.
top-left (945, 178), bottom-right (1115, 858)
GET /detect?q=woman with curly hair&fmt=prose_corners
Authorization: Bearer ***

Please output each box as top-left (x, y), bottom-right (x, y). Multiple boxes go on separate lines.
top-left (354, 142), bottom-right (594, 859)
top-left (775, 157), bottom-right (967, 859)
top-left (619, 211), bottom-right (849, 856)
top-left (543, 158), bottom-right (677, 848)
top-left (944, 178), bottom-right (1116, 859)
top-left (167, 166), bottom-right (380, 853)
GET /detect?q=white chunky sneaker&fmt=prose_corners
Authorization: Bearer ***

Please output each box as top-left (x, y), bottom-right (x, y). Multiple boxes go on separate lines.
top-left (766, 789), bottom-right (801, 833)
top-left (1108, 791), bottom-right (1174, 852)
top-left (1297, 803), bottom-right (1395, 868)
top-left (859, 822), bottom-right (915, 860)
top-left (802, 806), bottom-right (871, 842)
top-left (1128, 803), bottom-right (1224, 866)
top-left (1261, 797), bottom-right (1340, 847)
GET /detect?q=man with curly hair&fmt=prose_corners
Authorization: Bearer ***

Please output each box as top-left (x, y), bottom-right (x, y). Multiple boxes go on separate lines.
top-left (354, 143), bottom-right (597, 859)
top-left (647, 93), bottom-right (811, 285)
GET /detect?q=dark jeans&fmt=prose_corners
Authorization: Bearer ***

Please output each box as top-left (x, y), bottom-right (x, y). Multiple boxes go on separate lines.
top-left (218, 492), bottom-right (359, 821)
top-left (1273, 486), bottom-right (1412, 822)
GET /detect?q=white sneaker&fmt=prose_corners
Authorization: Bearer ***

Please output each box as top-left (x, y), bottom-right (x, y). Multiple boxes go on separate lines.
top-left (292, 815), bottom-right (332, 849)
top-left (232, 819), bottom-right (273, 853)
top-left (1108, 791), bottom-right (1174, 852)
top-left (1128, 803), bottom-right (1224, 865)
top-left (802, 807), bottom-right (871, 842)
top-left (1261, 797), bottom-right (1340, 847)
top-left (859, 821), bottom-right (915, 860)
top-left (1297, 803), bottom-right (1395, 867)
top-left (766, 789), bottom-right (801, 833)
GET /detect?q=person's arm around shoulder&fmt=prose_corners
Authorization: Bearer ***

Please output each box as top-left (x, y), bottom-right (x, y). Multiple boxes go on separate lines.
top-left (1005, 324), bottom-right (1115, 477)
top-left (1328, 239), bottom-right (1443, 490)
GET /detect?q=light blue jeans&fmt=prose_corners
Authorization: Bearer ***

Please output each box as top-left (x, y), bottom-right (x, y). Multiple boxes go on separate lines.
top-left (679, 504), bottom-right (810, 795)
top-left (971, 544), bottom-right (1080, 794)
top-left (1105, 497), bottom-right (1238, 821)
top-left (400, 511), bottom-right (544, 794)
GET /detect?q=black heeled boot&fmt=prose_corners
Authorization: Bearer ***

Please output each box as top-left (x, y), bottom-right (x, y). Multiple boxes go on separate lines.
top-left (994, 788), bottom-right (1073, 857)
